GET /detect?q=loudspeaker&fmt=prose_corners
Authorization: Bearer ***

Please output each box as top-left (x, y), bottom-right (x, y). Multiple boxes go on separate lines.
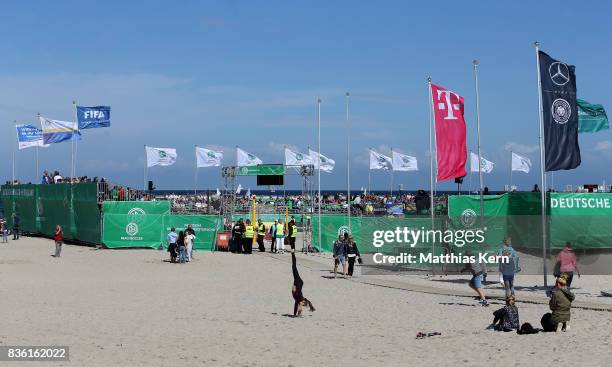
top-left (148, 180), bottom-right (155, 191)
top-left (454, 176), bottom-right (464, 184)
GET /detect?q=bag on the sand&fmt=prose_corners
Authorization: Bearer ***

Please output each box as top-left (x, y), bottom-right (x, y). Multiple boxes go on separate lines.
top-left (517, 322), bottom-right (541, 335)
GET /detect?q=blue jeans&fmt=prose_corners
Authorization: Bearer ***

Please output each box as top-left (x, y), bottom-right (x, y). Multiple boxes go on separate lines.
top-left (178, 246), bottom-right (187, 263)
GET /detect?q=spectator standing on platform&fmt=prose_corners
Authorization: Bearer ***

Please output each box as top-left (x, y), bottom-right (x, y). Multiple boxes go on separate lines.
top-left (41, 170), bottom-right (51, 184)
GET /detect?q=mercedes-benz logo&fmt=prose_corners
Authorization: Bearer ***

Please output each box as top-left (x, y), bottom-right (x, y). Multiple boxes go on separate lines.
top-left (549, 62), bottom-right (570, 86)
top-left (552, 98), bottom-right (571, 124)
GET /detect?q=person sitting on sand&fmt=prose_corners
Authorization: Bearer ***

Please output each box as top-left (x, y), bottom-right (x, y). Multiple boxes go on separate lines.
top-left (541, 274), bottom-right (575, 332)
top-left (461, 249), bottom-right (488, 306)
top-left (489, 295), bottom-right (519, 332)
top-left (290, 250), bottom-right (315, 316)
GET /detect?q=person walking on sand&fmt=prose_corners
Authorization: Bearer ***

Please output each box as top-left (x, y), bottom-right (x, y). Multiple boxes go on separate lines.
top-left (53, 225), bottom-right (63, 257)
top-left (555, 242), bottom-right (580, 288)
top-left (497, 237), bottom-right (520, 298)
top-left (346, 236), bottom-right (361, 278)
top-left (0, 219), bottom-right (7, 243)
top-left (270, 220), bottom-right (278, 253)
top-left (541, 274), bottom-right (575, 332)
top-left (461, 249), bottom-right (488, 306)
top-left (333, 233), bottom-right (348, 278)
top-left (12, 213), bottom-right (20, 240)
top-left (167, 227), bottom-right (178, 263)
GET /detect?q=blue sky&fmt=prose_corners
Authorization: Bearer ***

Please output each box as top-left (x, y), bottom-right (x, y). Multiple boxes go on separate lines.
top-left (1, 0), bottom-right (611, 191)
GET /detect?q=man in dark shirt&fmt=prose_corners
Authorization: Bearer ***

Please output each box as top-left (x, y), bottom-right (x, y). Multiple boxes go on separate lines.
top-left (231, 219), bottom-right (245, 253)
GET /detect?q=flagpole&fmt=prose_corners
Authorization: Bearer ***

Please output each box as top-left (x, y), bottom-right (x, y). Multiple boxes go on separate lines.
top-left (194, 145), bottom-right (198, 195)
top-left (534, 41), bottom-right (549, 287)
top-left (427, 77), bottom-right (435, 274)
top-left (510, 151), bottom-right (513, 190)
top-left (368, 149), bottom-right (371, 193)
top-left (144, 145), bottom-right (147, 191)
top-left (473, 60), bottom-right (485, 226)
top-left (12, 124), bottom-right (16, 184)
top-left (346, 92), bottom-right (351, 234)
top-left (317, 97), bottom-right (322, 252)
top-left (390, 148), bottom-right (394, 197)
top-left (36, 113), bottom-right (41, 183)
top-left (35, 145), bottom-right (39, 183)
top-left (71, 100), bottom-right (76, 180)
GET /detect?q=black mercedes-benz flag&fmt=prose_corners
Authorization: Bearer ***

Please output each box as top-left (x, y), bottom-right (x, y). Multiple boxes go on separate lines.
top-left (538, 51), bottom-right (581, 171)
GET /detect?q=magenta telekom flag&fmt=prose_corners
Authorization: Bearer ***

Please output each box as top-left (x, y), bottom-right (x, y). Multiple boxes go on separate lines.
top-left (431, 83), bottom-right (467, 181)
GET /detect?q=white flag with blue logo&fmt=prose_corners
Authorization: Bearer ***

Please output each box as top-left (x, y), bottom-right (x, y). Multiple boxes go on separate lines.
top-left (15, 124), bottom-right (49, 150)
top-left (146, 146), bottom-right (177, 167)
top-left (39, 116), bottom-right (81, 144)
top-left (470, 152), bottom-right (494, 173)
top-left (511, 152), bottom-right (532, 173)
top-left (308, 149), bottom-right (335, 173)
top-left (369, 149), bottom-right (392, 170)
top-left (77, 106), bottom-right (110, 129)
top-left (196, 147), bottom-right (223, 167)
top-left (285, 147), bottom-right (313, 166)
top-left (392, 151), bottom-right (418, 171)
top-left (236, 147), bottom-right (262, 166)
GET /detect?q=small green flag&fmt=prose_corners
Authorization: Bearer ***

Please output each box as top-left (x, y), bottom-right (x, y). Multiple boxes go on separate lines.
top-left (578, 99), bottom-right (609, 133)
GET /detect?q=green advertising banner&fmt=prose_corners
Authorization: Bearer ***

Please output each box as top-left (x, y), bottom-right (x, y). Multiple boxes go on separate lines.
top-left (102, 201), bottom-right (170, 248)
top-left (237, 165), bottom-right (285, 176)
top-left (162, 215), bottom-right (222, 250)
top-left (549, 193), bottom-right (612, 249)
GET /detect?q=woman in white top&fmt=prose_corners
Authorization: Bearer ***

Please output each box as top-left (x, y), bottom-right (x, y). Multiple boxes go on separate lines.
top-left (184, 231), bottom-right (196, 262)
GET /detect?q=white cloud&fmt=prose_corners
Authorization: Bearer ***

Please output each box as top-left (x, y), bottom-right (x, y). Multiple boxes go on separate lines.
top-left (503, 141), bottom-right (539, 154)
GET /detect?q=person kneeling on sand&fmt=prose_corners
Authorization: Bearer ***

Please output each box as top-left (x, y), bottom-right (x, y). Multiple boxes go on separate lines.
top-left (461, 249), bottom-right (488, 306)
top-left (541, 274), bottom-right (574, 332)
top-left (489, 295), bottom-right (519, 331)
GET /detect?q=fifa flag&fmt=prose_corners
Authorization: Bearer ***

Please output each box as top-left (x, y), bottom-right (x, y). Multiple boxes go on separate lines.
top-left (538, 51), bottom-right (580, 171)
top-left (285, 147), bottom-right (313, 166)
top-left (77, 106), bottom-right (110, 129)
top-left (392, 151), bottom-right (418, 171)
top-left (511, 152), bottom-right (532, 173)
top-left (196, 147), bottom-right (223, 167)
top-left (39, 116), bottom-right (81, 144)
top-left (369, 149), bottom-right (392, 170)
top-left (577, 99), bottom-right (608, 133)
top-left (470, 152), bottom-right (494, 173)
top-left (236, 147), bottom-right (263, 166)
top-left (309, 149), bottom-right (335, 173)
top-left (146, 146), bottom-right (177, 167)
top-left (16, 124), bottom-right (49, 150)
top-left (431, 83), bottom-right (467, 181)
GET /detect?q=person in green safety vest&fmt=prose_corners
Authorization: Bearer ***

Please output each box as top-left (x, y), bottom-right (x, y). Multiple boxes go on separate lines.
top-left (243, 219), bottom-right (254, 254)
top-left (288, 217), bottom-right (298, 250)
top-left (275, 219), bottom-right (286, 254)
top-left (256, 219), bottom-right (266, 252)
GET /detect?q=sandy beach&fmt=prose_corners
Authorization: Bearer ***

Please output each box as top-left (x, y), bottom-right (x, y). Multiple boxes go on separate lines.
top-left (1, 237), bottom-right (611, 367)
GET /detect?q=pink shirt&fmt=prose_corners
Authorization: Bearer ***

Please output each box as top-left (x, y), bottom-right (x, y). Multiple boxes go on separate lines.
top-left (557, 248), bottom-right (577, 273)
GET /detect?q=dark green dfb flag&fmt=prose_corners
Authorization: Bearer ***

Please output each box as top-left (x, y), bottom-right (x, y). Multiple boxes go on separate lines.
top-left (578, 99), bottom-right (609, 133)
top-left (538, 51), bottom-right (581, 171)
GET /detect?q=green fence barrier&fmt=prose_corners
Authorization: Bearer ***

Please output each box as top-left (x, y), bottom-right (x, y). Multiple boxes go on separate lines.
top-left (102, 201), bottom-right (170, 248)
top-left (102, 201), bottom-right (221, 250)
top-left (1, 184), bottom-right (101, 244)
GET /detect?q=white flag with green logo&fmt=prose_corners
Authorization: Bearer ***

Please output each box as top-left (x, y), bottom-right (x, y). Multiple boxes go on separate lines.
top-left (308, 149), bottom-right (335, 173)
top-left (470, 152), bottom-right (494, 173)
top-left (369, 149), bottom-right (392, 170)
top-left (196, 147), bottom-right (223, 167)
top-left (237, 147), bottom-right (263, 166)
top-left (146, 146), bottom-right (177, 167)
top-left (511, 152), bottom-right (532, 173)
top-left (392, 151), bottom-right (418, 171)
top-left (285, 147), bottom-right (313, 166)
